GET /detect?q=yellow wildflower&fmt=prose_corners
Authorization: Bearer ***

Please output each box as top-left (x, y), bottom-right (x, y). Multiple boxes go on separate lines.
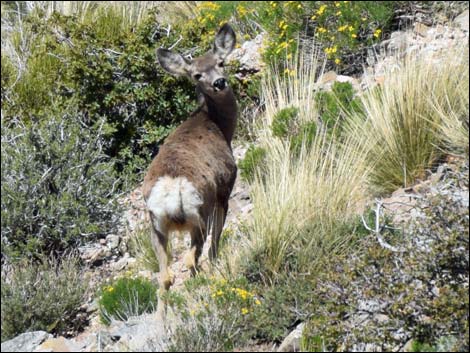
top-left (107, 287), bottom-right (114, 293)
top-left (348, 26), bottom-right (354, 32)
top-left (336, 11), bottom-right (342, 15)
top-left (335, 2), bottom-right (341, 7)
top-left (241, 308), bottom-right (249, 315)
top-left (338, 25), bottom-right (348, 32)
top-left (335, 58), bottom-right (341, 64)
top-left (316, 4), bottom-right (327, 15)
top-left (351, 33), bottom-right (357, 38)
top-left (317, 27), bottom-right (327, 34)
top-left (255, 299), bottom-right (261, 305)
top-left (373, 29), bottom-right (382, 38)
top-left (216, 290), bottom-right (224, 296)
top-left (311, 15), bottom-right (317, 20)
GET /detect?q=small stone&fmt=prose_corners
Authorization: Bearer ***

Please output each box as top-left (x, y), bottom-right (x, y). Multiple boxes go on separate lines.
top-left (374, 314), bottom-right (390, 323)
top-left (99, 238), bottom-right (107, 245)
top-left (78, 245), bottom-right (106, 265)
top-left (277, 323), bottom-right (305, 352)
top-left (320, 71), bottom-right (337, 84)
top-left (413, 22), bottom-right (430, 37)
top-left (106, 234), bottom-right (120, 250)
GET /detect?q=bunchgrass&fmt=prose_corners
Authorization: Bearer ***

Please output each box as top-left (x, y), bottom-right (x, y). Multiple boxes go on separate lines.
top-left (347, 47), bottom-right (469, 193)
top-left (129, 223), bottom-right (159, 273)
top-left (219, 47), bottom-right (372, 281)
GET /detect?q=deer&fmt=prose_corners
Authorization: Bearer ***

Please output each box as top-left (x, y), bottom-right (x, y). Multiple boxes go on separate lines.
top-left (142, 24), bottom-right (238, 317)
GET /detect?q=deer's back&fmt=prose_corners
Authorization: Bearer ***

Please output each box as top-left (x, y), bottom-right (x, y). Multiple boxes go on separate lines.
top-left (143, 112), bottom-right (237, 206)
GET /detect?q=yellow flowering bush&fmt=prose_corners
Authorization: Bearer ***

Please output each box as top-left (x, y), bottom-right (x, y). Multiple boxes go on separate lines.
top-left (308, 1), bottom-right (396, 67)
top-left (168, 275), bottom-right (262, 351)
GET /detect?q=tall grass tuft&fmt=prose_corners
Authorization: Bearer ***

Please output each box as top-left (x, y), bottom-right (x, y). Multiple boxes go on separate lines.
top-left (221, 48), bottom-right (372, 281)
top-left (347, 47), bottom-right (469, 193)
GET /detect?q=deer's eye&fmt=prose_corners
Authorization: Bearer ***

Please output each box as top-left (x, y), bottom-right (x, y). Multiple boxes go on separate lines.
top-left (218, 61), bottom-right (224, 68)
top-left (194, 73), bottom-right (202, 80)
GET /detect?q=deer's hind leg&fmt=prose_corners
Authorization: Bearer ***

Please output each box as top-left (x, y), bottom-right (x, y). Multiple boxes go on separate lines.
top-left (150, 216), bottom-right (174, 318)
top-left (209, 203), bottom-right (228, 261)
top-left (184, 224), bottom-right (206, 276)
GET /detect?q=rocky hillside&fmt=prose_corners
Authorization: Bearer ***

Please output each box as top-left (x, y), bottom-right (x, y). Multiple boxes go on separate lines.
top-left (1, 2), bottom-right (468, 352)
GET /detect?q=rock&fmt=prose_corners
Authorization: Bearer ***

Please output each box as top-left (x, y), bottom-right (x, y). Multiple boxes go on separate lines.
top-left (336, 75), bottom-right (358, 85)
top-left (78, 244), bottom-right (107, 265)
top-left (387, 31), bottom-right (410, 51)
top-left (454, 10), bottom-right (469, 32)
top-left (413, 22), bottom-right (430, 37)
top-left (319, 70), bottom-right (337, 84)
top-left (403, 339), bottom-right (415, 352)
top-left (1, 331), bottom-right (52, 352)
top-left (104, 314), bottom-right (168, 352)
top-left (228, 34), bottom-right (265, 78)
top-left (358, 299), bottom-right (387, 313)
top-left (106, 234), bottom-right (120, 250)
top-left (277, 323), bottom-right (305, 352)
top-left (35, 336), bottom-right (84, 352)
top-left (373, 314), bottom-right (390, 324)
top-left (118, 238), bottom-right (128, 255)
top-left (82, 299), bottom-right (99, 314)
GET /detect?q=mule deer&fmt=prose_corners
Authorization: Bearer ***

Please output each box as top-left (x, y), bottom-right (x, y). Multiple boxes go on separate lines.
top-left (143, 24), bottom-right (238, 316)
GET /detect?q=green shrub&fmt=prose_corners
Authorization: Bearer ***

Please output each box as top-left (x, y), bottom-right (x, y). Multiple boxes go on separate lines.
top-left (271, 106), bottom-right (299, 138)
top-left (290, 121), bottom-right (318, 156)
top-left (1, 255), bottom-right (87, 342)
top-left (301, 162), bottom-right (469, 351)
top-left (315, 81), bottom-right (363, 132)
top-left (98, 276), bottom-right (158, 325)
top-left (238, 145), bottom-right (267, 182)
top-left (1, 110), bottom-right (121, 259)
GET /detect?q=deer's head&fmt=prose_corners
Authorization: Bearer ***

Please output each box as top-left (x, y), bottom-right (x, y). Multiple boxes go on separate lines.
top-left (157, 24), bottom-right (236, 96)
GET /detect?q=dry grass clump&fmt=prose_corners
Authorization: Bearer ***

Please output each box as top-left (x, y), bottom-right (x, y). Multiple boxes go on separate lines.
top-left (219, 48), bottom-right (372, 280)
top-left (347, 47), bottom-right (469, 193)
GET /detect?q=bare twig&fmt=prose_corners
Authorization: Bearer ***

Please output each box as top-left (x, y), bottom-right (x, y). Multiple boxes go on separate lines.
top-left (362, 200), bottom-right (399, 252)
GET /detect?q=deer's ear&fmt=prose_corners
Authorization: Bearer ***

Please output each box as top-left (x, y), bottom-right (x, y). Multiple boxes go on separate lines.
top-left (157, 48), bottom-right (190, 76)
top-left (213, 23), bottom-right (236, 60)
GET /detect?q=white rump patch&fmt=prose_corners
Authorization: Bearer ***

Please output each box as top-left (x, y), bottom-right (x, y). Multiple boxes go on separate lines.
top-left (147, 176), bottom-right (203, 232)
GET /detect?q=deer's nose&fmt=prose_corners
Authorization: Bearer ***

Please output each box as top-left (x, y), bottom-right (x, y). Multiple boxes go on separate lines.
top-left (213, 78), bottom-right (227, 91)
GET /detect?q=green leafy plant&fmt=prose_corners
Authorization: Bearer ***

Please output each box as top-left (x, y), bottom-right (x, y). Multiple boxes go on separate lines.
top-left (238, 145), bottom-right (267, 182)
top-left (98, 276), bottom-right (157, 325)
top-left (315, 81), bottom-right (363, 131)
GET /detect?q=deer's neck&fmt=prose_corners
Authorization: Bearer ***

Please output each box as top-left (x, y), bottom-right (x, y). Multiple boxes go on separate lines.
top-left (200, 87), bottom-right (238, 147)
